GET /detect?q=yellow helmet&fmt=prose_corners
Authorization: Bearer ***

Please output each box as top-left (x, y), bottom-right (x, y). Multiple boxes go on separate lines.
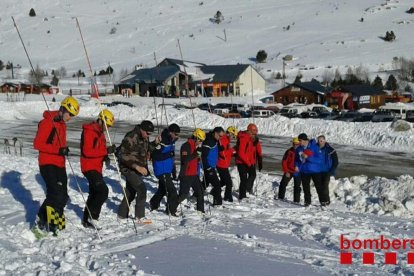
top-left (192, 128), bottom-right (206, 141)
top-left (61, 96), bottom-right (80, 116)
top-left (98, 109), bottom-right (115, 127)
top-left (226, 126), bottom-right (238, 137)
top-left (292, 137), bottom-right (299, 144)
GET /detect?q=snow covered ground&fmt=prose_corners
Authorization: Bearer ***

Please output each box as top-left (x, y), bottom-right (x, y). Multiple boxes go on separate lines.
top-left (0, 96), bottom-right (414, 275)
top-left (1, 94), bottom-right (413, 152)
top-left (1, 0), bottom-right (414, 87)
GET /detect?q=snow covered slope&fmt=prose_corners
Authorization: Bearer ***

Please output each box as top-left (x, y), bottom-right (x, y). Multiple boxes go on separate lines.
top-left (1, 0), bottom-right (414, 81)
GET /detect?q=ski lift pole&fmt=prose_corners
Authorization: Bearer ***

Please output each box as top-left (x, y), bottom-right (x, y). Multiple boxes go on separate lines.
top-left (12, 16), bottom-right (102, 240)
top-left (177, 39), bottom-right (211, 215)
top-left (75, 17), bottom-right (138, 234)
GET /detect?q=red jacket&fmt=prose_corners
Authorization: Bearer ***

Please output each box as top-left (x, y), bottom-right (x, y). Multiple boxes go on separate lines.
top-left (217, 134), bottom-right (235, 169)
top-left (282, 147), bottom-right (296, 174)
top-left (80, 122), bottom-right (108, 174)
top-left (33, 110), bottom-right (67, 168)
top-left (235, 131), bottom-right (253, 166)
top-left (180, 138), bottom-right (200, 177)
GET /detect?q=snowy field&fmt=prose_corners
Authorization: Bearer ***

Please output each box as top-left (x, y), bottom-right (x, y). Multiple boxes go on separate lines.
top-left (1, 0), bottom-right (414, 274)
top-left (0, 96), bottom-right (414, 275)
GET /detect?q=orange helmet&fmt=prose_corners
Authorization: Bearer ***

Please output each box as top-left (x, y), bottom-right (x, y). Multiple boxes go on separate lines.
top-left (247, 123), bottom-right (258, 135)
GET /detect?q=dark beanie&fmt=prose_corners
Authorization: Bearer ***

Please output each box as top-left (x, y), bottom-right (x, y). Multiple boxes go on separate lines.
top-left (298, 133), bottom-right (308, 140)
top-left (140, 120), bottom-right (154, 132)
top-left (168, 123), bottom-right (180, 133)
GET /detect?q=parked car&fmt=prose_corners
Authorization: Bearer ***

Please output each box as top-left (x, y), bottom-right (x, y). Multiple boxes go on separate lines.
top-left (311, 105), bottom-right (332, 114)
top-left (337, 112), bottom-right (360, 122)
top-left (300, 111), bottom-right (318, 119)
top-left (239, 110), bottom-right (252, 118)
top-left (279, 107), bottom-right (300, 118)
top-left (354, 113), bottom-right (373, 122)
top-left (213, 108), bottom-right (230, 116)
top-left (317, 112), bottom-right (339, 120)
top-left (105, 101), bottom-right (135, 107)
top-left (252, 109), bottom-right (275, 118)
top-left (406, 110), bottom-right (414, 122)
top-left (371, 110), bottom-right (395, 122)
top-left (197, 103), bottom-right (214, 112)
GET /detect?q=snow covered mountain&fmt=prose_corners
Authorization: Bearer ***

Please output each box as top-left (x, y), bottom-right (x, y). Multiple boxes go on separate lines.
top-left (1, 0), bottom-right (414, 83)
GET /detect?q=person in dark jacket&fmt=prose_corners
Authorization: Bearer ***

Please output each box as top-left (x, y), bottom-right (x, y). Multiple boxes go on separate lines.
top-left (117, 120), bottom-right (160, 223)
top-left (178, 128), bottom-right (206, 213)
top-left (80, 109), bottom-right (115, 229)
top-left (277, 137), bottom-right (302, 203)
top-left (236, 123), bottom-right (262, 200)
top-left (295, 133), bottom-right (322, 206)
top-left (202, 127), bottom-right (225, 206)
top-left (217, 126), bottom-right (238, 202)
top-left (149, 123), bottom-right (180, 216)
top-left (33, 96), bottom-right (80, 235)
top-left (317, 135), bottom-right (338, 206)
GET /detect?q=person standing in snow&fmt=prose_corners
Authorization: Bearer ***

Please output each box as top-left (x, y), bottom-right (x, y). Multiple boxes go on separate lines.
top-left (295, 133), bottom-right (322, 207)
top-left (217, 126), bottom-right (238, 202)
top-left (149, 123), bottom-right (180, 216)
top-left (201, 127), bottom-right (225, 206)
top-left (33, 96), bottom-right (80, 235)
top-left (80, 109), bottom-right (115, 229)
top-left (317, 135), bottom-right (338, 206)
top-left (277, 137), bottom-right (302, 203)
top-left (178, 128), bottom-right (206, 213)
top-left (117, 120), bottom-right (160, 223)
top-left (236, 123), bottom-right (263, 200)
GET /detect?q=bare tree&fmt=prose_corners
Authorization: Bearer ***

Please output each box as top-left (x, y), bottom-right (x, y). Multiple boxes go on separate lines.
top-left (29, 64), bottom-right (45, 83)
top-left (321, 69), bottom-right (334, 85)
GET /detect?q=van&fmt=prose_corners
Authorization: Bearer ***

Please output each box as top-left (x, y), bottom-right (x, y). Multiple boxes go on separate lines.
top-left (406, 110), bottom-right (414, 122)
top-left (252, 109), bottom-right (275, 118)
top-left (213, 108), bottom-right (229, 116)
top-left (371, 110), bottom-right (395, 122)
top-left (279, 107), bottom-right (299, 118)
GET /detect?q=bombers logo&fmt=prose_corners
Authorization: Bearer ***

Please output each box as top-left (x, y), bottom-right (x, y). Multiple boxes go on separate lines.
top-left (340, 235), bottom-right (414, 265)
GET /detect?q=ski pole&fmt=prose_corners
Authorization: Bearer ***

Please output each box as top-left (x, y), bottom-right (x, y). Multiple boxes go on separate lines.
top-left (177, 39), bottom-right (211, 215)
top-left (75, 17), bottom-right (138, 234)
top-left (12, 16), bottom-right (102, 240)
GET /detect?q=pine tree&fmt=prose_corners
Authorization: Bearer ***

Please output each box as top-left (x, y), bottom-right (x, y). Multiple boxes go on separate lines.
top-left (0, 60), bottom-right (4, 71)
top-left (372, 75), bottom-right (384, 89)
top-left (385, 74), bottom-right (398, 90)
top-left (29, 8), bottom-right (36, 17)
top-left (256, 50), bottom-right (267, 63)
top-left (51, 75), bottom-right (59, 86)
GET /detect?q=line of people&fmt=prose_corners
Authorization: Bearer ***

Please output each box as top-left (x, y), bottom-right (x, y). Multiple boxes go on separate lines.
top-left (277, 133), bottom-right (339, 207)
top-left (32, 96), bottom-right (264, 234)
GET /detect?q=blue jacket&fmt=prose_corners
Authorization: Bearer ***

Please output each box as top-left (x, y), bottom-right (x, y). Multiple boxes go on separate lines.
top-left (318, 143), bottom-right (339, 175)
top-left (152, 129), bottom-right (176, 177)
top-left (295, 139), bottom-right (322, 174)
top-left (201, 132), bottom-right (219, 169)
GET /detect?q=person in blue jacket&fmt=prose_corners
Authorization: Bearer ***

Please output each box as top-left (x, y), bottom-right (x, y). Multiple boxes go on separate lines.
top-left (295, 133), bottom-right (322, 206)
top-left (317, 135), bottom-right (338, 206)
top-left (201, 127), bottom-right (225, 206)
top-left (149, 124), bottom-right (180, 216)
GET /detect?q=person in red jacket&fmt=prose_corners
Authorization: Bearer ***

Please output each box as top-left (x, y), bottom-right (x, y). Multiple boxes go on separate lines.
top-left (33, 96), bottom-right (79, 235)
top-left (178, 128), bottom-right (206, 213)
top-left (80, 109), bottom-right (115, 229)
top-left (217, 126), bottom-right (238, 202)
top-left (236, 123), bottom-right (262, 200)
top-left (277, 137), bottom-right (302, 203)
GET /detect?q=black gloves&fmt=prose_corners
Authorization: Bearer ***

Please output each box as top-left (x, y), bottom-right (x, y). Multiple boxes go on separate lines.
top-left (107, 144), bottom-right (116, 154)
top-left (257, 156), bottom-right (263, 172)
top-left (104, 155), bottom-right (111, 167)
top-left (58, 147), bottom-right (69, 156)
